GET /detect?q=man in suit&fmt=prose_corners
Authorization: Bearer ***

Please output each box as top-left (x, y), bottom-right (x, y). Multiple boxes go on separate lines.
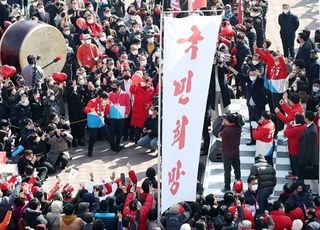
top-left (278, 4), bottom-right (299, 58)
top-left (32, 2), bottom-right (50, 24)
top-left (297, 111), bottom-right (319, 184)
top-left (244, 70), bottom-right (267, 145)
top-left (296, 32), bottom-right (312, 71)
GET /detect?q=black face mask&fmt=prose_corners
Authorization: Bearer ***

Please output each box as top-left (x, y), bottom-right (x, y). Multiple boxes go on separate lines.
top-left (123, 75), bottom-right (130, 80)
top-left (112, 88), bottom-right (118, 92)
top-left (296, 39), bottom-right (300, 44)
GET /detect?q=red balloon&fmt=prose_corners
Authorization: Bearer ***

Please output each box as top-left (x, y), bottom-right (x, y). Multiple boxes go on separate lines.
top-left (52, 72), bottom-right (68, 84)
top-left (1, 65), bottom-right (16, 78)
top-left (132, 74), bottom-right (143, 85)
top-left (76, 17), bottom-right (86, 29)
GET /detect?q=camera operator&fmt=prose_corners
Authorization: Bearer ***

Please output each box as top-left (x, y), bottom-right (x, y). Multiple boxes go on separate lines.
top-left (46, 123), bottom-right (73, 170)
top-left (26, 132), bottom-right (55, 174)
top-left (21, 55), bottom-right (44, 89)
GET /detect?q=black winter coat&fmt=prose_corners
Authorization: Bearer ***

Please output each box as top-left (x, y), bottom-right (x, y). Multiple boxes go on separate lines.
top-left (23, 208), bottom-right (48, 229)
top-left (278, 12), bottom-right (299, 40)
top-left (298, 123), bottom-right (319, 180)
top-left (250, 159), bottom-right (276, 197)
top-left (208, 65), bottom-right (231, 110)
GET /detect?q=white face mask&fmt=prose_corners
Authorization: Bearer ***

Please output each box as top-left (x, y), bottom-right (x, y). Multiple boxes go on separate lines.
top-left (78, 79), bottom-right (85, 85)
top-left (50, 95), bottom-right (55, 101)
top-left (85, 39), bottom-right (91, 44)
top-left (250, 12), bottom-right (256, 17)
top-left (38, 8), bottom-right (45, 13)
top-left (95, 80), bottom-right (101, 86)
top-left (250, 76), bottom-right (257, 82)
top-left (100, 36), bottom-right (107, 42)
top-left (87, 19), bottom-right (94, 24)
top-left (312, 86), bottom-right (320, 93)
top-left (251, 184), bottom-right (258, 192)
top-left (1, 0), bottom-right (7, 4)
top-left (108, 65), bottom-right (115, 70)
top-left (149, 109), bottom-right (153, 115)
top-left (131, 50), bottom-right (138, 55)
top-left (136, 44), bottom-right (141, 49)
top-left (21, 99), bottom-right (29, 106)
top-left (252, 60), bottom-right (259, 65)
top-left (35, 137), bottom-right (41, 142)
top-left (283, 9), bottom-right (289, 14)
top-left (140, 82), bottom-right (146, 87)
top-left (140, 60), bottom-right (147, 66)
top-left (64, 30), bottom-right (70, 35)
top-left (147, 38), bottom-right (154, 43)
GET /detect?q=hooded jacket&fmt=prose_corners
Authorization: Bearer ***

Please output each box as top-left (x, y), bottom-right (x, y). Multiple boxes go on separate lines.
top-left (59, 214), bottom-right (84, 230)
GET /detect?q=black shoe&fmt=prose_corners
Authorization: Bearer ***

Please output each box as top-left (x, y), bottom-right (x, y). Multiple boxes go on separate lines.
top-left (87, 151), bottom-right (92, 157)
top-left (116, 145), bottom-right (124, 153)
top-left (246, 140), bottom-right (256, 146)
top-left (72, 139), bottom-right (78, 148)
top-left (78, 138), bottom-right (85, 146)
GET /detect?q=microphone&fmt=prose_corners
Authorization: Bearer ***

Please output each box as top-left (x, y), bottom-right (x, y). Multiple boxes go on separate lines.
top-left (53, 56), bottom-right (62, 62)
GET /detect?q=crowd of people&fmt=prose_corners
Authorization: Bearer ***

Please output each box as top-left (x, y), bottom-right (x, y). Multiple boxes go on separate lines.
top-left (0, 0), bottom-right (319, 229)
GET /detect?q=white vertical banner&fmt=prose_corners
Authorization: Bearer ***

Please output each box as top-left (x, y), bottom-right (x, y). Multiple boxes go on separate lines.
top-left (161, 15), bottom-right (221, 213)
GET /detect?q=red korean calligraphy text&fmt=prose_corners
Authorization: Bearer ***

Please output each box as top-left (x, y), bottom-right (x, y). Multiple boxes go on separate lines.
top-left (173, 70), bottom-right (193, 105)
top-left (176, 25), bottom-right (204, 60)
top-left (168, 160), bottom-right (186, 195)
top-left (172, 115), bottom-right (189, 149)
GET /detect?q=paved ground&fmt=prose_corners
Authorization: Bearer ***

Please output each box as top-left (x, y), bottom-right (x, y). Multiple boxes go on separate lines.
top-left (43, 0), bottom-right (320, 194)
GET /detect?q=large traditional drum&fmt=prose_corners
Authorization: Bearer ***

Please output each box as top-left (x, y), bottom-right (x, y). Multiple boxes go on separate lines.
top-left (0, 20), bottom-right (67, 77)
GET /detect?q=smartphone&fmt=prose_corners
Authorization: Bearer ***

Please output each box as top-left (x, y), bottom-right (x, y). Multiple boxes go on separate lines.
top-left (120, 173), bottom-right (125, 185)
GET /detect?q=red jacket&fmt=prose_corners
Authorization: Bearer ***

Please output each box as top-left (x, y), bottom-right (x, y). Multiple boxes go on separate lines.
top-left (108, 90), bottom-right (131, 118)
top-left (76, 43), bottom-right (100, 71)
top-left (253, 120), bottom-right (275, 143)
top-left (130, 84), bottom-right (155, 128)
top-left (255, 48), bottom-right (287, 80)
top-left (284, 124), bottom-right (307, 155)
top-left (276, 103), bottom-right (304, 124)
top-left (270, 210), bottom-right (292, 230)
top-left (228, 205), bottom-right (254, 227)
top-left (286, 207), bottom-right (305, 222)
top-left (84, 97), bottom-right (110, 116)
top-left (123, 192), bottom-right (153, 230)
top-left (316, 207), bottom-right (320, 218)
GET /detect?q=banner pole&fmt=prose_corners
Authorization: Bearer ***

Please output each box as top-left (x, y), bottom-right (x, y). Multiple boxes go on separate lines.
top-left (157, 11), bottom-right (164, 224)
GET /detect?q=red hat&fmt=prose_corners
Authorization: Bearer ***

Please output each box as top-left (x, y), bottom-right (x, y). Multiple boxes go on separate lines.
top-left (0, 182), bottom-right (9, 191)
top-left (31, 186), bottom-right (41, 194)
top-left (233, 180), bottom-right (243, 193)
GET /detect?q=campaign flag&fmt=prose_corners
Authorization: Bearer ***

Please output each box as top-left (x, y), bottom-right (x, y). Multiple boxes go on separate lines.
top-left (189, 0), bottom-right (207, 11)
top-left (162, 15), bottom-right (221, 213)
top-left (238, 0), bottom-right (244, 25)
top-left (87, 112), bottom-right (105, 128)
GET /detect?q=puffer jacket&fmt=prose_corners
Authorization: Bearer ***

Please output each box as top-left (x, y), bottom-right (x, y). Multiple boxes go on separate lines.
top-left (249, 158), bottom-right (276, 196)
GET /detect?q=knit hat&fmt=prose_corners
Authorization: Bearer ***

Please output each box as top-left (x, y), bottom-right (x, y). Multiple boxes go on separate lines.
top-left (292, 219), bottom-right (303, 230)
top-left (78, 202), bottom-right (90, 213)
top-left (50, 200), bottom-right (63, 213)
top-left (180, 223), bottom-right (191, 230)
